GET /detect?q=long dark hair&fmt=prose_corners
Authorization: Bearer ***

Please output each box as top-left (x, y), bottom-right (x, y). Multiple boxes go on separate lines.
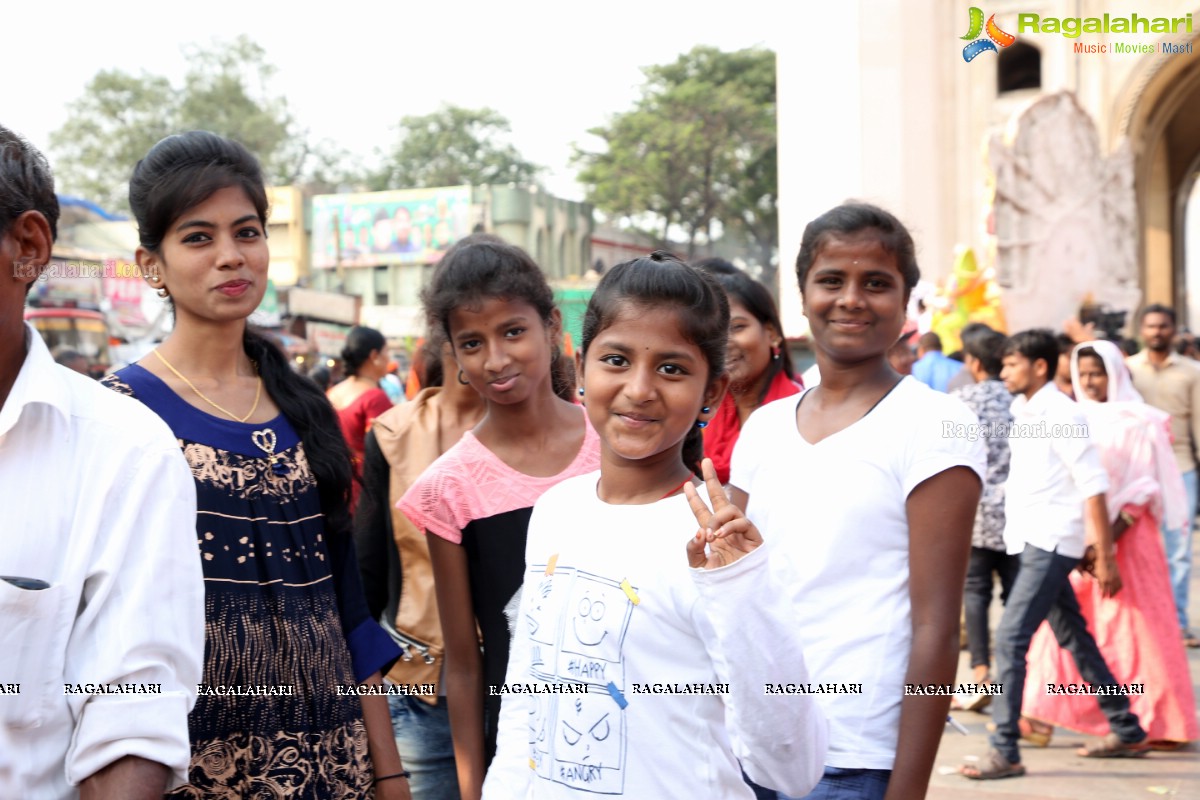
top-left (695, 257), bottom-right (795, 404)
top-left (582, 251), bottom-right (729, 475)
top-left (129, 130), bottom-right (355, 539)
top-left (421, 233), bottom-right (572, 400)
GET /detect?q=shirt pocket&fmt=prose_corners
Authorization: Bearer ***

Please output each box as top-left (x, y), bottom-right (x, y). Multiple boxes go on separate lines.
top-left (0, 581), bottom-right (69, 729)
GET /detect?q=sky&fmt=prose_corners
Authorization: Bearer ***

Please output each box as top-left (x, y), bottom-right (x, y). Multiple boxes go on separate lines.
top-left (4, 0), bottom-right (779, 202)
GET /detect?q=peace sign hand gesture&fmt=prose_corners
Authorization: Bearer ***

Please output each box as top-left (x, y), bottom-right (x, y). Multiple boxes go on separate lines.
top-left (684, 458), bottom-right (764, 570)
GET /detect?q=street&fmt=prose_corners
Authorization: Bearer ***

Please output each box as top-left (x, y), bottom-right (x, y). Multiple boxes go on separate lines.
top-left (929, 534), bottom-right (1200, 798)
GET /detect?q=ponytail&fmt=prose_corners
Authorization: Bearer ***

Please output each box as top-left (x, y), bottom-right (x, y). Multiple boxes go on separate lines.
top-left (682, 427), bottom-right (705, 477)
top-left (243, 329), bottom-right (354, 539)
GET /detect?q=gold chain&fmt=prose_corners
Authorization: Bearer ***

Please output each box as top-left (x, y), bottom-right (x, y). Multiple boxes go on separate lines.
top-left (153, 349), bottom-right (262, 423)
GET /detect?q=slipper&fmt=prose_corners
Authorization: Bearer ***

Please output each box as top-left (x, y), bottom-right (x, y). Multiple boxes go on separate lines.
top-left (1077, 733), bottom-right (1150, 758)
top-left (989, 717), bottom-right (1053, 746)
top-left (960, 749), bottom-right (1026, 780)
top-left (1184, 630), bottom-right (1200, 648)
top-left (1148, 740), bottom-right (1188, 752)
top-left (1018, 716), bottom-right (1053, 747)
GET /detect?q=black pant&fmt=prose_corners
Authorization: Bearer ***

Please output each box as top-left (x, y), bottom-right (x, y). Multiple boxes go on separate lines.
top-left (963, 546), bottom-right (1020, 670)
top-left (991, 544), bottom-right (1143, 762)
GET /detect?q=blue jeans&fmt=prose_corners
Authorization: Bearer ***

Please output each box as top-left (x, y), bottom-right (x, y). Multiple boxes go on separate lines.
top-left (1160, 468), bottom-right (1196, 631)
top-left (388, 694), bottom-right (459, 800)
top-left (989, 543), bottom-right (1144, 764)
top-left (777, 767), bottom-right (891, 800)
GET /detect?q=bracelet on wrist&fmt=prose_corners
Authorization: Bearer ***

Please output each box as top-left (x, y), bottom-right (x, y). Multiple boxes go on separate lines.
top-left (375, 770), bottom-right (411, 783)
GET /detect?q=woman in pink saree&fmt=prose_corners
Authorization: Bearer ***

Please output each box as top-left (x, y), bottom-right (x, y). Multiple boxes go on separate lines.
top-left (1022, 339), bottom-right (1198, 746)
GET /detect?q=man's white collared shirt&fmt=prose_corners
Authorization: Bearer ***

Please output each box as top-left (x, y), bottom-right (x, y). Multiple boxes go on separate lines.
top-left (0, 324), bottom-right (204, 799)
top-left (1003, 382), bottom-right (1109, 559)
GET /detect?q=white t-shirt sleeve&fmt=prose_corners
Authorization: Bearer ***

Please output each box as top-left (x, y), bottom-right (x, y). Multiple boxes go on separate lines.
top-left (690, 543), bottom-right (827, 797)
top-left (902, 390), bottom-right (987, 497)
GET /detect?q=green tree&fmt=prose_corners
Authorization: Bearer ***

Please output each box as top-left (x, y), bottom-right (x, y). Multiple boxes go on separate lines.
top-left (574, 46), bottom-right (777, 275)
top-left (49, 70), bottom-right (178, 213)
top-left (370, 105), bottom-right (541, 190)
top-left (176, 36), bottom-right (297, 185)
top-left (50, 36), bottom-right (307, 213)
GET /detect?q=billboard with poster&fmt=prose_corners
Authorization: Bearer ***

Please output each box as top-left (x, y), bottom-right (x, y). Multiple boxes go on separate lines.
top-left (310, 186), bottom-right (472, 269)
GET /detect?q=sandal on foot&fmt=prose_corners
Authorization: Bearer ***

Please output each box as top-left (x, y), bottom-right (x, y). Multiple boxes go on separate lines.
top-left (1148, 740), bottom-right (1188, 752)
top-left (960, 749), bottom-right (1026, 780)
top-left (1018, 717), bottom-right (1053, 747)
top-left (1077, 733), bottom-right (1150, 758)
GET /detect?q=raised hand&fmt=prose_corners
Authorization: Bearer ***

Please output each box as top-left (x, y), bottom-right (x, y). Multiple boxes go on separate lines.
top-left (684, 458), bottom-right (764, 570)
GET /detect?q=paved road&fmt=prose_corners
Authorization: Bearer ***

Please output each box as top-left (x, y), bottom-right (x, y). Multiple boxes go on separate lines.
top-left (927, 535), bottom-right (1200, 799)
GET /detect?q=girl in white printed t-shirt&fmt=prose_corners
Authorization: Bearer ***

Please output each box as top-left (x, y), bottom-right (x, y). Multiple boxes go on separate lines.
top-left (730, 203), bottom-right (985, 800)
top-left (483, 252), bottom-right (828, 800)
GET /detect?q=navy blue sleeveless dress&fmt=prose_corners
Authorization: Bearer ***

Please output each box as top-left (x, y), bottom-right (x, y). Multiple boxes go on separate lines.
top-left (103, 365), bottom-right (399, 799)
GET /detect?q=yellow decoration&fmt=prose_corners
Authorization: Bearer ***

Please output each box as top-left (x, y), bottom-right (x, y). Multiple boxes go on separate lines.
top-left (930, 247), bottom-right (1007, 352)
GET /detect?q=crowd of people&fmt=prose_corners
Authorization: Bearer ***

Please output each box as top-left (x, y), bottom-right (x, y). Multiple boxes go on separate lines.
top-left (1, 122), bottom-right (1196, 800)
top-left (889, 310), bottom-right (1200, 779)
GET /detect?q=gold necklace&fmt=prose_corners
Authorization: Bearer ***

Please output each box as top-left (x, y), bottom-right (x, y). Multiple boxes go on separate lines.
top-left (153, 349), bottom-right (262, 423)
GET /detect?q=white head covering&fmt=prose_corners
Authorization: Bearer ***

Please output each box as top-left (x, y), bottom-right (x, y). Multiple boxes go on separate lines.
top-left (1070, 339), bottom-right (1187, 529)
top-left (1070, 339), bottom-right (1142, 405)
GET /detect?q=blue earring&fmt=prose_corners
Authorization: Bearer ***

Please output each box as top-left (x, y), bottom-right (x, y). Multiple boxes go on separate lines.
top-left (578, 387), bottom-right (585, 397)
top-left (695, 406), bottom-right (712, 428)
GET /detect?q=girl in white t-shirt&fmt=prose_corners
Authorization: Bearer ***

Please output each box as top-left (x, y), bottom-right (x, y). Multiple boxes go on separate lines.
top-left (483, 252), bottom-right (827, 799)
top-left (729, 203), bottom-right (985, 800)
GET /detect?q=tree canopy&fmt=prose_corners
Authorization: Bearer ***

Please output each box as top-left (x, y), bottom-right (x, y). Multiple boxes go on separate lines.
top-left (574, 46), bottom-right (778, 274)
top-left (369, 105), bottom-right (541, 190)
top-left (50, 36), bottom-right (305, 213)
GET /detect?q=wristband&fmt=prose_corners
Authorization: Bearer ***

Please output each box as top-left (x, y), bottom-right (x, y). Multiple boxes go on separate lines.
top-left (375, 770), bottom-right (411, 783)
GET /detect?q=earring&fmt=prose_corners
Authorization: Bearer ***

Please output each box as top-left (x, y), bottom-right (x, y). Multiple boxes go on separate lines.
top-left (577, 387), bottom-right (585, 397)
top-left (156, 286), bottom-right (170, 299)
top-left (701, 406), bottom-right (711, 414)
top-left (695, 406), bottom-right (712, 428)
top-left (771, 344), bottom-right (781, 361)
top-left (457, 369), bottom-right (470, 386)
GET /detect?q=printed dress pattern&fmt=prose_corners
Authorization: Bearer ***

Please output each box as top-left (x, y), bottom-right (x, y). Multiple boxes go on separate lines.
top-left (522, 562), bottom-right (636, 794)
top-left (102, 368), bottom-right (390, 799)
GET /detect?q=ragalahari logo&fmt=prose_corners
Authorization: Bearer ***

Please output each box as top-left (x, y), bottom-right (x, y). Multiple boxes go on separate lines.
top-left (962, 7), bottom-right (1016, 61)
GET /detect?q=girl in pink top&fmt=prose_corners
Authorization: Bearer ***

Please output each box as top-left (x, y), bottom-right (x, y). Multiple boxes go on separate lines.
top-left (399, 235), bottom-right (600, 800)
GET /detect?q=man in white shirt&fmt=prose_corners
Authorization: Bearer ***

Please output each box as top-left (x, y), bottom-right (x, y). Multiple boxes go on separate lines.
top-left (0, 125), bottom-right (204, 799)
top-left (962, 329), bottom-right (1147, 780)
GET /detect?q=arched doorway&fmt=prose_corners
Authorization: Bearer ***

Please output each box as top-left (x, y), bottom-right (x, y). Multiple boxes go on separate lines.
top-left (1115, 15), bottom-right (1200, 323)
